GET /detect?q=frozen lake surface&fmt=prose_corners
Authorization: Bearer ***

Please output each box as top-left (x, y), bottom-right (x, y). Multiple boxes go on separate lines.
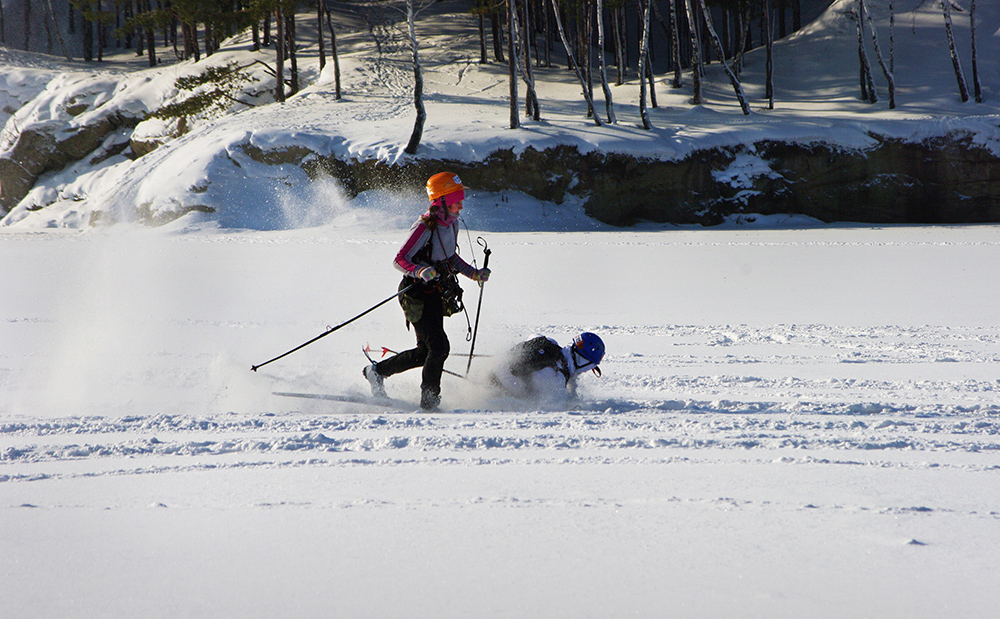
top-left (3, 222), bottom-right (999, 617)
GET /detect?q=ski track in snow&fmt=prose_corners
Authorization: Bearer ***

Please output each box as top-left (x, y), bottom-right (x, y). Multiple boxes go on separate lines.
top-left (4, 397), bottom-right (999, 481)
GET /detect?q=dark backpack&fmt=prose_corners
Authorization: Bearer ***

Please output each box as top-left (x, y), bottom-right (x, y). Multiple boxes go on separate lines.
top-left (508, 337), bottom-right (570, 381)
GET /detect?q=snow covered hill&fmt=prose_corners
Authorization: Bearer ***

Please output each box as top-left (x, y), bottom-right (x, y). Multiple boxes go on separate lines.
top-left (1, 0), bottom-right (999, 228)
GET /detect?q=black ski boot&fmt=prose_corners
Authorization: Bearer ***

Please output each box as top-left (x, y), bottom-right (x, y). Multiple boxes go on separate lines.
top-left (363, 363), bottom-right (387, 398)
top-left (420, 387), bottom-right (441, 411)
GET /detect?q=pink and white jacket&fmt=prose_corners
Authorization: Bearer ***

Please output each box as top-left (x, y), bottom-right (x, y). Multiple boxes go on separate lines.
top-left (394, 210), bottom-right (476, 279)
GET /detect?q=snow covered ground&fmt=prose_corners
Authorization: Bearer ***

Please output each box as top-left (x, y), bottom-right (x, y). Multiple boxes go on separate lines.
top-left (3, 217), bottom-right (1000, 617)
top-left (3, 0), bottom-right (1000, 616)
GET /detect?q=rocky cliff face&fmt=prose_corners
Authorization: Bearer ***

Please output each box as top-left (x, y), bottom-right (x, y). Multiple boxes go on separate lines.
top-left (6, 120), bottom-right (1000, 227)
top-left (0, 112), bottom-right (140, 213)
top-left (298, 134), bottom-right (1000, 226)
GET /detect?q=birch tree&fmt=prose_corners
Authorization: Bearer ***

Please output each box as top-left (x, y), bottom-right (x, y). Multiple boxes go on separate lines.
top-left (853, 0), bottom-right (877, 103)
top-left (286, 7), bottom-right (300, 96)
top-left (889, 0), bottom-right (895, 74)
top-left (861, 0), bottom-right (895, 109)
top-left (941, 0), bottom-right (969, 103)
top-left (669, 0), bottom-right (683, 88)
top-left (684, 0), bottom-right (702, 105)
top-left (508, 0), bottom-right (539, 121)
top-left (317, 0), bottom-right (327, 70)
top-left (404, 0), bottom-right (427, 153)
top-left (549, 0), bottom-right (602, 125)
top-left (45, 0), bottom-right (72, 60)
top-left (765, 0), bottom-right (773, 108)
top-left (324, 3), bottom-right (343, 99)
top-left (613, 2), bottom-right (625, 85)
top-left (970, 0), bottom-right (982, 103)
top-left (597, 0), bottom-right (617, 123)
top-left (638, 0), bottom-right (653, 129)
top-left (508, 0), bottom-right (519, 129)
top-left (516, 0), bottom-right (539, 120)
top-left (275, 5), bottom-right (285, 102)
top-left (697, 0), bottom-right (750, 114)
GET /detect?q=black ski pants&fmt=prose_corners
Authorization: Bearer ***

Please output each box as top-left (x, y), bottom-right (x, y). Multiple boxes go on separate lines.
top-left (375, 290), bottom-right (450, 397)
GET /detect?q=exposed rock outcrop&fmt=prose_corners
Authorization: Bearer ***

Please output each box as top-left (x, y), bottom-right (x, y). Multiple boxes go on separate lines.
top-left (301, 134), bottom-right (1000, 226)
top-left (0, 112), bottom-right (141, 212)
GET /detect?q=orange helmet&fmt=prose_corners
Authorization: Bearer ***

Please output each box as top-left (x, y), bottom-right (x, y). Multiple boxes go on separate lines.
top-left (426, 172), bottom-right (465, 202)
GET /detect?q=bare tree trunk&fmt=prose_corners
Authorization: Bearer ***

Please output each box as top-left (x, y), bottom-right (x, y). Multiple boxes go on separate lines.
top-left (861, 0), bottom-right (895, 108)
top-left (521, 0), bottom-right (539, 119)
top-left (491, 11), bottom-right (505, 62)
top-left (22, 0), bottom-right (31, 51)
top-left (639, 0), bottom-right (653, 129)
top-left (143, 0), bottom-right (155, 69)
top-left (549, 0), bottom-right (601, 125)
top-left (288, 11), bottom-right (299, 95)
top-left (325, 6), bottom-right (343, 99)
top-left (584, 0), bottom-right (593, 113)
top-left (511, 0), bottom-right (539, 120)
top-left (646, 55), bottom-right (658, 108)
top-left (542, 0), bottom-right (551, 68)
top-left (970, 0), bottom-right (982, 103)
top-left (889, 0), bottom-right (894, 74)
top-left (275, 8), bottom-right (286, 103)
top-left (941, 0), bottom-right (969, 103)
top-left (613, 4), bottom-right (625, 85)
top-left (684, 0), bottom-right (702, 104)
top-left (765, 0), bottom-right (774, 108)
top-left (670, 0), bottom-right (682, 87)
top-left (696, 0), bottom-right (749, 114)
top-left (317, 0), bottom-right (326, 71)
top-left (478, 13), bottom-right (488, 63)
top-left (596, 0), bottom-right (617, 123)
top-left (735, 0), bottom-right (750, 73)
top-left (854, 1), bottom-right (876, 103)
top-left (404, 0), bottom-right (427, 153)
top-left (45, 0), bottom-right (72, 60)
top-left (508, 1), bottom-right (519, 129)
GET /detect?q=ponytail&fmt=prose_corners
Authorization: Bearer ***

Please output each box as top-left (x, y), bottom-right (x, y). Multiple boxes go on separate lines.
top-left (420, 199), bottom-right (445, 228)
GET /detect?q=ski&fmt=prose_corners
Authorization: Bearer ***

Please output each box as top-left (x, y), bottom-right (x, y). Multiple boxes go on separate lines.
top-left (272, 391), bottom-right (418, 411)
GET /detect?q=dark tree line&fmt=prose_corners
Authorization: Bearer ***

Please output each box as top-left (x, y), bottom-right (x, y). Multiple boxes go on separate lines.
top-left (1, 1), bottom-right (986, 150)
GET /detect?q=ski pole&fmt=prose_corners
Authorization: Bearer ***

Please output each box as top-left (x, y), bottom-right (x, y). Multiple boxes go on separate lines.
top-left (466, 237), bottom-right (491, 375)
top-left (251, 284), bottom-right (415, 372)
top-left (366, 344), bottom-right (469, 380)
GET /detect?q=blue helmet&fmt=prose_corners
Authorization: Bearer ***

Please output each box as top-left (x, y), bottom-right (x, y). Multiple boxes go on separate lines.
top-left (572, 332), bottom-right (605, 366)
